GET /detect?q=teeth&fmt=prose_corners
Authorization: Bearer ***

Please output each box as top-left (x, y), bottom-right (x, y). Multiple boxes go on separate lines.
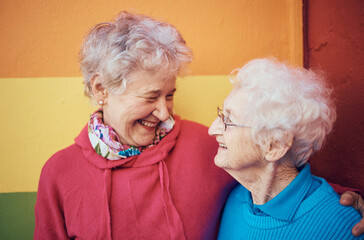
top-left (138, 120), bottom-right (157, 128)
top-left (219, 143), bottom-right (227, 149)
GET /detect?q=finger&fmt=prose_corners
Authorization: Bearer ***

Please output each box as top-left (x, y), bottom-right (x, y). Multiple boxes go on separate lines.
top-left (352, 218), bottom-right (364, 237)
top-left (339, 191), bottom-right (357, 206)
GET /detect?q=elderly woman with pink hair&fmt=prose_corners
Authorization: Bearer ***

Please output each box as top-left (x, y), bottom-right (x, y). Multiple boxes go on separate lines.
top-left (209, 58), bottom-right (364, 239)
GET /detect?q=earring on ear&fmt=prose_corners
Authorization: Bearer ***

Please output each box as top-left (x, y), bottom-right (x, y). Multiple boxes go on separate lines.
top-left (98, 100), bottom-right (104, 106)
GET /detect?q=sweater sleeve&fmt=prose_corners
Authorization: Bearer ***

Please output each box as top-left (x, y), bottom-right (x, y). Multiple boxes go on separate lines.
top-left (329, 182), bottom-right (362, 196)
top-left (34, 156), bottom-right (71, 240)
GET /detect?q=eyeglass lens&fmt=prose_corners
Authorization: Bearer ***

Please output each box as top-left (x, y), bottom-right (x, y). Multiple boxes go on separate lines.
top-left (217, 107), bottom-right (227, 130)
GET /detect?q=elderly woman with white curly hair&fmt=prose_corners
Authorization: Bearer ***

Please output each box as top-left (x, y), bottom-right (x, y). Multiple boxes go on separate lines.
top-left (209, 58), bottom-right (363, 239)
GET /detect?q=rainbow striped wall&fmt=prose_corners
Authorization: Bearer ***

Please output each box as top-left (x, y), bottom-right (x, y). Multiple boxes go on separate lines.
top-left (0, 0), bottom-right (302, 238)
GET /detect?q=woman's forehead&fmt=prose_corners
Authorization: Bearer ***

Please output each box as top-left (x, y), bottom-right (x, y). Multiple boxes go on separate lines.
top-left (125, 71), bottom-right (176, 94)
top-left (225, 87), bottom-right (246, 108)
top-left (129, 69), bottom-right (176, 81)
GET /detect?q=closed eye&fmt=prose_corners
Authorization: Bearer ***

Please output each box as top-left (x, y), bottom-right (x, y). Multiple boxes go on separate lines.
top-left (166, 89), bottom-right (176, 101)
top-left (166, 94), bottom-right (174, 101)
top-left (146, 96), bottom-right (158, 102)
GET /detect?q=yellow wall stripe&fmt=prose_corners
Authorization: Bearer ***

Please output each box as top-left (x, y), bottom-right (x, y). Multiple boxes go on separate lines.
top-left (0, 76), bottom-right (232, 193)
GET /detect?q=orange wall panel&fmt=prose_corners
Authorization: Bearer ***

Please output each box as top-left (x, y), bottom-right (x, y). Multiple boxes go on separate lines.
top-left (0, 0), bottom-right (302, 77)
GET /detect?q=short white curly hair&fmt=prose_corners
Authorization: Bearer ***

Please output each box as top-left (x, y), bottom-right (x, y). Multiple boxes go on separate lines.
top-left (80, 11), bottom-right (192, 99)
top-left (231, 58), bottom-right (336, 167)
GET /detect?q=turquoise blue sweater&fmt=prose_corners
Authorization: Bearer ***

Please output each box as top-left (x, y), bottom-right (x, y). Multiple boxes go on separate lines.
top-left (218, 164), bottom-right (363, 239)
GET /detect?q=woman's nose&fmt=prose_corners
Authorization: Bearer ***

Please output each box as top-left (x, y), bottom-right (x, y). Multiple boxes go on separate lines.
top-left (153, 99), bottom-right (171, 122)
top-left (208, 117), bottom-right (223, 136)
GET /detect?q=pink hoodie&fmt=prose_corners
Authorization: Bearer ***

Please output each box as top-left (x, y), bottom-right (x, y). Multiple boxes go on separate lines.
top-left (34, 116), bottom-right (236, 239)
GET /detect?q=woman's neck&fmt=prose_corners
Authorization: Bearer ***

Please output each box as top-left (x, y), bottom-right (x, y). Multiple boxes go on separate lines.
top-left (227, 161), bottom-right (299, 205)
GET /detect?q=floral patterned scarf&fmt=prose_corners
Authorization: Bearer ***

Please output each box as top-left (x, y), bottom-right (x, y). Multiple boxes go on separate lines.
top-left (88, 109), bottom-right (175, 160)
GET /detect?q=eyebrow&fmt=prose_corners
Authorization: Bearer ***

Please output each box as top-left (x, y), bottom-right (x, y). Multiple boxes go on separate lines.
top-left (141, 88), bottom-right (177, 96)
top-left (143, 90), bottom-right (161, 95)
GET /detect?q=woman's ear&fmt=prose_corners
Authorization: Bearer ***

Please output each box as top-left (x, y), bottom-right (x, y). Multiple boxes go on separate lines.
top-left (265, 135), bottom-right (293, 162)
top-left (91, 73), bottom-right (108, 102)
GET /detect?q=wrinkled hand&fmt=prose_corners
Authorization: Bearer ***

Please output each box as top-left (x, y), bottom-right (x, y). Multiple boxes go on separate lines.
top-left (340, 191), bottom-right (364, 236)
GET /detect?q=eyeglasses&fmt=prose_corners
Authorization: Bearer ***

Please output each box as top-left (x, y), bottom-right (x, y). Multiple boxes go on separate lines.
top-left (217, 106), bottom-right (250, 131)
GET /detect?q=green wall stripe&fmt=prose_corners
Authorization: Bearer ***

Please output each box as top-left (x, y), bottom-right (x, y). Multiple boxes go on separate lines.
top-left (0, 192), bottom-right (36, 240)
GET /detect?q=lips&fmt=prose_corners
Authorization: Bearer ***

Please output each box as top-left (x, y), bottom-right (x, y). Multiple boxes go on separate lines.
top-left (137, 119), bottom-right (158, 128)
top-left (218, 142), bottom-right (227, 149)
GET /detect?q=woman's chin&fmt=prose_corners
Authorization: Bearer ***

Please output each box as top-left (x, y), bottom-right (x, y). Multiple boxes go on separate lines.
top-left (213, 153), bottom-right (229, 169)
top-left (131, 134), bottom-right (155, 147)
top-left (130, 124), bottom-right (157, 146)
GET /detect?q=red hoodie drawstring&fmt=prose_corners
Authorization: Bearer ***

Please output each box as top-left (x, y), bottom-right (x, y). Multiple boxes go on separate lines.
top-left (99, 168), bottom-right (112, 240)
top-left (158, 160), bottom-right (186, 240)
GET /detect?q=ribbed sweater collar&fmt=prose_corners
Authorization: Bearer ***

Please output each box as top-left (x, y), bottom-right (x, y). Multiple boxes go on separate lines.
top-left (255, 164), bottom-right (313, 221)
top-left (235, 164), bottom-right (327, 228)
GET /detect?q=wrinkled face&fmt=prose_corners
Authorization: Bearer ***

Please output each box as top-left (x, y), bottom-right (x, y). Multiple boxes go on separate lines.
top-left (103, 70), bottom-right (176, 147)
top-left (208, 87), bottom-right (264, 170)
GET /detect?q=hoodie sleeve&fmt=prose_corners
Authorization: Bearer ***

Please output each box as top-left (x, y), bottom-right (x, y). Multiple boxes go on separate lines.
top-left (329, 182), bottom-right (362, 196)
top-left (34, 156), bottom-right (71, 240)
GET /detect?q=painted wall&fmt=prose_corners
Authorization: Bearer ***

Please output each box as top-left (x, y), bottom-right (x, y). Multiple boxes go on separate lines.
top-left (305, 0), bottom-right (364, 193)
top-left (0, 0), bottom-right (303, 194)
top-left (0, 0), bottom-right (302, 238)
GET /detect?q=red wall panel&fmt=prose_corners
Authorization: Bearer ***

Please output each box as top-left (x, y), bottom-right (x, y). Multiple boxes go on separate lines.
top-left (305, 0), bottom-right (364, 192)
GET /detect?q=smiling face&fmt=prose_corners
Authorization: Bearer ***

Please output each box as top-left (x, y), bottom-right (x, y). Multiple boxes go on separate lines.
top-left (102, 70), bottom-right (176, 147)
top-left (208, 87), bottom-right (265, 171)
